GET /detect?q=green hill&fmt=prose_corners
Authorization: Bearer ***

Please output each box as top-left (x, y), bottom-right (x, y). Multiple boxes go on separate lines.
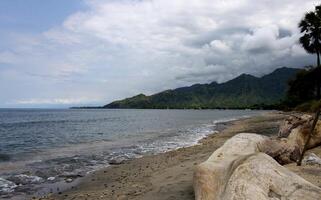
top-left (103, 67), bottom-right (300, 109)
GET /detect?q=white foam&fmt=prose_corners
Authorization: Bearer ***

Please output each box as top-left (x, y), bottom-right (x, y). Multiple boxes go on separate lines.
top-left (8, 174), bottom-right (44, 185)
top-left (0, 177), bottom-right (17, 194)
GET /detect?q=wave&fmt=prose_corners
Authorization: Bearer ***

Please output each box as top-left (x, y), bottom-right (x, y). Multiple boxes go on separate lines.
top-left (0, 110), bottom-right (265, 196)
top-left (0, 117), bottom-right (122, 127)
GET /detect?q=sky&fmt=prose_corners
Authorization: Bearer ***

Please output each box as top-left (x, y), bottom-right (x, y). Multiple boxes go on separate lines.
top-left (0, 0), bottom-right (319, 108)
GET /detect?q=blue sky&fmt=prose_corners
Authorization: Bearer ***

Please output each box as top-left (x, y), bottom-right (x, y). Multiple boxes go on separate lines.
top-left (0, 0), bottom-right (84, 33)
top-left (0, 0), bottom-right (85, 67)
top-left (0, 0), bottom-right (319, 108)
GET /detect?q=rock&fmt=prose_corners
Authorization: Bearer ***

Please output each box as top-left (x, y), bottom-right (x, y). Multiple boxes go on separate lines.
top-left (65, 178), bottom-right (73, 183)
top-left (7, 174), bottom-right (44, 185)
top-left (59, 172), bottom-right (84, 179)
top-left (109, 158), bottom-right (125, 165)
top-left (260, 115), bottom-right (321, 164)
top-left (194, 133), bottom-right (321, 200)
top-left (303, 153), bottom-right (321, 166)
top-left (47, 177), bottom-right (56, 181)
top-left (277, 114), bottom-right (321, 150)
top-left (223, 153), bottom-right (321, 200)
top-left (278, 114), bottom-right (312, 138)
top-left (0, 178), bottom-right (17, 194)
top-left (194, 133), bottom-right (268, 200)
top-left (258, 137), bottom-right (301, 165)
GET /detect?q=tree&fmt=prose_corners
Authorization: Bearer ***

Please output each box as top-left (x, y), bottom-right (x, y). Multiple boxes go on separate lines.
top-left (286, 67), bottom-right (316, 106)
top-left (299, 4), bottom-right (321, 99)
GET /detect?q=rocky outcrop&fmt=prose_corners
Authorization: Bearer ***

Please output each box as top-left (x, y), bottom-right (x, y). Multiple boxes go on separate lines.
top-left (278, 114), bottom-right (312, 138)
top-left (223, 153), bottom-right (321, 200)
top-left (194, 123), bottom-right (321, 200)
top-left (194, 133), bottom-right (268, 200)
top-left (260, 114), bottom-right (321, 164)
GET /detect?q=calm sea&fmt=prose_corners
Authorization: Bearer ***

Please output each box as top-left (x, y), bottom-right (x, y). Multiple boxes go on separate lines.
top-left (0, 109), bottom-right (265, 197)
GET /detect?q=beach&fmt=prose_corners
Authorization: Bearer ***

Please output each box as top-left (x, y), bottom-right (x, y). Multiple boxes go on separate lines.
top-left (38, 111), bottom-right (293, 200)
top-left (1, 109), bottom-right (268, 199)
top-left (2, 1), bottom-right (321, 199)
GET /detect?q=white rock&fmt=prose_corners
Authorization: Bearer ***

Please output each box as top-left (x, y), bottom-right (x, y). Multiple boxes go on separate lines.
top-left (194, 133), bottom-right (321, 200)
top-left (65, 178), bottom-right (73, 183)
top-left (194, 133), bottom-right (268, 200)
top-left (47, 177), bottom-right (56, 181)
top-left (303, 153), bottom-right (321, 166)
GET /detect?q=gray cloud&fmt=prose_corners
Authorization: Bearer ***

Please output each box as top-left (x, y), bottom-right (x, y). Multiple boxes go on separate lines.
top-left (0, 0), bottom-right (320, 107)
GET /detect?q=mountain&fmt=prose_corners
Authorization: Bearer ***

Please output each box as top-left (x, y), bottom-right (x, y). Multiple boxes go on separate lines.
top-left (103, 67), bottom-right (300, 109)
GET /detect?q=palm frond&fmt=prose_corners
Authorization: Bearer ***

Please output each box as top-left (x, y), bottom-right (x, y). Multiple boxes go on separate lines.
top-left (299, 7), bottom-right (321, 55)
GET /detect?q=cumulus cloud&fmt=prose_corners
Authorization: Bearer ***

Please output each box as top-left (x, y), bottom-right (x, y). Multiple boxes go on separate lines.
top-left (0, 0), bottom-right (319, 107)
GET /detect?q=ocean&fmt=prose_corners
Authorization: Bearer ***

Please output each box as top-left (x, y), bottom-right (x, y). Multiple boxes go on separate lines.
top-left (0, 109), bottom-right (266, 197)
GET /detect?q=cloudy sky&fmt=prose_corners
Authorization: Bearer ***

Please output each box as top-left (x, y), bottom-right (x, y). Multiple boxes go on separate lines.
top-left (0, 0), bottom-right (319, 108)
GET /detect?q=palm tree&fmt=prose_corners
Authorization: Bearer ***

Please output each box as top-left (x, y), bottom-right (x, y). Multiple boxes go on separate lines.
top-left (299, 5), bottom-right (321, 99)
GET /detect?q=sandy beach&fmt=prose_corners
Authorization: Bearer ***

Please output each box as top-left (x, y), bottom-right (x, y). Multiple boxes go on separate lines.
top-left (3, 1), bottom-right (321, 199)
top-left (34, 111), bottom-right (304, 200)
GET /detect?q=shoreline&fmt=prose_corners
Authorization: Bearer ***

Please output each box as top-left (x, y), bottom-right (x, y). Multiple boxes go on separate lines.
top-left (39, 111), bottom-right (288, 200)
top-left (0, 110), bottom-right (265, 199)
top-left (30, 114), bottom-right (239, 198)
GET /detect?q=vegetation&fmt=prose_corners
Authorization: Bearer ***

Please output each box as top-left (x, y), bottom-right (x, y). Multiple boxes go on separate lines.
top-left (284, 67), bottom-right (318, 106)
top-left (298, 4), bottom-right (321, 99)
top-left (283, 4), bottom-right (321, 111)
top-left (104, 67), bottom-right (299, 109)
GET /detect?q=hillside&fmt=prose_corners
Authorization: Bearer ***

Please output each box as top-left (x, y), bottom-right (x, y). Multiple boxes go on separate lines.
top-left (103, 67), bottom-right (300, 109)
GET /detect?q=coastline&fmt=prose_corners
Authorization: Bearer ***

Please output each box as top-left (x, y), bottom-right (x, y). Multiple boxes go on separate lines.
top-left (39, 111), bottom-right (288, 200)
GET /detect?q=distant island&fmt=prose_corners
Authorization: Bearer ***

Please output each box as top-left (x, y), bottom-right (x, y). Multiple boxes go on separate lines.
top-left (73, 67), bottom-right (300, 109)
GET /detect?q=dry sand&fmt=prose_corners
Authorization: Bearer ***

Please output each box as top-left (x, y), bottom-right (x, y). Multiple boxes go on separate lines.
top-left (38, 112), bottom-right (321, 200)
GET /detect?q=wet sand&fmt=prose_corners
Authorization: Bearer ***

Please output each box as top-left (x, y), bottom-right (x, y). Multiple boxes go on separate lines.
top-left (37, 111), bottom-right (290, 200)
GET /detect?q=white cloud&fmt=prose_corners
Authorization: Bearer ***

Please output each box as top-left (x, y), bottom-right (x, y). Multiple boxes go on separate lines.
top-left (12, 98), bottom-right (98, 105)
top-left (204, 40), bottom-right (232, 54)
top-left (0, 0), bottom-right (320, 106)
top-left (0, 51), bottom-right (19, 64)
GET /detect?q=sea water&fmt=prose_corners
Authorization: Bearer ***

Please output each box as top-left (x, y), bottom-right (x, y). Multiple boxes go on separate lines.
top-left (0, 109), bottom-right (266, 197)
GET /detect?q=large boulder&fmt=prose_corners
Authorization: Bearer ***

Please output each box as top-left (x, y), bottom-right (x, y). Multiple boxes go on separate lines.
top-left (258, 114), bottom-right (321, 165)
top-left (223, 153), bottom-right (321, 200)
top-left (194, 133), bottom-right (321, 200)
top-left (193, 133), bottom-right (268, 200)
